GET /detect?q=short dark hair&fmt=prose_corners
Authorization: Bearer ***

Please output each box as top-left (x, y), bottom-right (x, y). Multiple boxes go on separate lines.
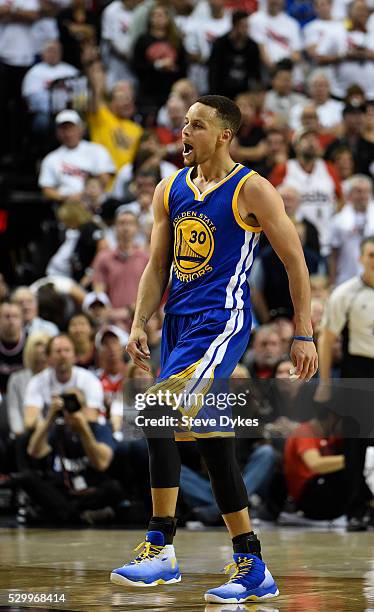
top-left (360, 235), bottom-right (374, 254)
top-left (232, 10), bottom-right (248, 26)
top-left (196, 95), bottom-right (241, 136)
top-left (46, 333), bottom-right (75, 356)
top-left (272, 59), bottom-right (293, 77)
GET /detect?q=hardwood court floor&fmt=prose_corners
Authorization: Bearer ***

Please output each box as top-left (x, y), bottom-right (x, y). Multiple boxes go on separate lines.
top-left (1, 527), bottom-right (374, 611)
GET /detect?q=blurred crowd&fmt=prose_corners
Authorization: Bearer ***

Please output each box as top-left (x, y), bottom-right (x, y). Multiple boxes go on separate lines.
top-left (0, 0), bottom-right (374, 528)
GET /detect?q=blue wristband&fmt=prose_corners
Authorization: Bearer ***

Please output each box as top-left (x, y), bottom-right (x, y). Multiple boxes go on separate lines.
top-left (293, 335), bottom-right (314, 342)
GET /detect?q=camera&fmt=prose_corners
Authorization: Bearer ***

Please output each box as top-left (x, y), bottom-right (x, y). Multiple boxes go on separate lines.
top-left (60, 393), bottom-right (82, 414)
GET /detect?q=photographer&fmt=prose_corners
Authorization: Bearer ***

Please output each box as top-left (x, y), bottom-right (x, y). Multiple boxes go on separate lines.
top-left (20, 388), bottom-right (123, 525)
top-left (23, 334), bottom-right (104, 430)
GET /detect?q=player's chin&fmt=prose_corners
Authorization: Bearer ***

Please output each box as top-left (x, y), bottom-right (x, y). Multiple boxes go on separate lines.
top-left (183, 156), bottom-right (195, 167)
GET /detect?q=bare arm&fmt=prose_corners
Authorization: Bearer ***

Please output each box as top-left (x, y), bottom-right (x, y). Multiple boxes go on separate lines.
top-left (240, 175), bottom-right (318, 379)
top-left (302, 448), bottom-right (344, 474)
top-left (126, 179), bottom-right (173, 370)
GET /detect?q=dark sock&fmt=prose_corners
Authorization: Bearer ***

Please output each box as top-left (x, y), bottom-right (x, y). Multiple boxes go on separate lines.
top-left (148, 516), bottom-right (177, 544)
top-left (232, 531), bottom-right (262, 559)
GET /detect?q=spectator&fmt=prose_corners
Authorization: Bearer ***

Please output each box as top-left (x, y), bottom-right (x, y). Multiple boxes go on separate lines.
top-left (0, 0), bottom-right (40, 160)
top-left (68, 313), bottom-right (96, 370)
top-left (250, 215), bottom-right (321, 322)
top-left (318, 0), bottom-right (374, 99)
top-left (116, 173), bottom-right (158, 247)
top-left (46, 200), bottom-right (107, 282)
top-left (325, 104), bottom-right (365, 161)
top-left (82, 292), bottom-right (111, 328)
top-left (256, 127), bottom-right (290, 178)
top-left (21, 40), bottom-right (78, 136)
top-left (112, 130), bottom-right (178, 201)
top-left (284, 407), bottom-right (345, 520)
top-left (57, 0), bottom-right (99, 70)
top-left (277, 184), bottom-right (320, 254)
top-left (290, 71), bottom-right (343, 136)
top-left (184, 0), bottom-right (231, 94)
top-left (329, 175), bottom-right (374, 287)
top-left (25, 386), bottom-right (122, 524)
top-left (92, 209), bottom-right (148, 324)
top-left (154, 94), bottom-right (186, 167)
top-left (230, 93), bottom-right (267, 169)
top-left (0, 303), bottom-right (26, 395)
top-left (331, 146), bottom-right (355, 190)
top-left (87, 65), bottom-right (143, 171)
top-left (101, 0), bottom-right (140, 89)
top-left (303, 0), bottom-right (346, 71)
top-left (81, 175), bottom-right (108, 215)
top-left (6, 331), bottom-right (50, 436)
top-left (316, 236), bottom-right (374, 530)
top-left (356, 101), bottom-right (374, 182)
top-left (263, 59), bottom-right (307, 125)
top-left (208, 11), bottom-right (261, 99)
top-left (270, 128), bottom-right (342, 255)
top-left (157, 78), bottom-right (198, 127)
top-left (132, 3), bottom-right (187, 117)
top-left (11, 286), bottom-right (59, 337)
top-left (242, 325), bottom-right (284, 378)
top-left (24, 333), bottom-right (104, 430)
top-left (95, 325), bottom-right (128, 422)
top-left (39, 110), bottom-right (115, 203)
top-left (249, 0), bottom-right (302, 74)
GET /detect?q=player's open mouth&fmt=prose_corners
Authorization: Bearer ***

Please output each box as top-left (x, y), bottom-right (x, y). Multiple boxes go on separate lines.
top-left (183, 143), bottom-right (194, 156)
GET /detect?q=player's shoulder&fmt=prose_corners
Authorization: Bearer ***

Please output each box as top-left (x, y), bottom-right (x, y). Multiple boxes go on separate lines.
top-left (241, 171), bottom-right (274, 197)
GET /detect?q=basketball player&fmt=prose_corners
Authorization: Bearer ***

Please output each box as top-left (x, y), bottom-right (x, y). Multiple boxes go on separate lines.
top-left (110, 96), bottom-right (318, 603)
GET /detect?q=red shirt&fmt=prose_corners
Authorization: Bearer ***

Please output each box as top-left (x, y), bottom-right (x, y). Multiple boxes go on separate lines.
top-left (284, 421), bottom-right (342, 501)
top-left (92, 247), bottom-right (148, 309)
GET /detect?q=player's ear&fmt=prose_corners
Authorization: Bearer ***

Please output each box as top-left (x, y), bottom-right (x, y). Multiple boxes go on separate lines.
top-left (220, 128), bottom-right (233, 145)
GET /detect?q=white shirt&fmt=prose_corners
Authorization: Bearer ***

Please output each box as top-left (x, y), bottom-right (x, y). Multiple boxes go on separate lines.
top-left (319, 27), bottom-right (374, 98)
top-left (22, 61), bottom-right (79, 113)
top-left (24, 366), bottom-right (104, 413)
top-left (111, 160), bottom-right (177, 200)
top-left (322, 276), bottom-right (374, 359)
top-left (184, 13), bottom-right (231, 93)
top-left (329, 203), bottom-right (374, 286)
top-left (39, 140), bottom-right (115, 196)
top-left (0, 0), bottom-right (39, 66)
top-left (249, 10), bottom-right (302, 63)
top-left (101, 0), bottom-right (133, 56)
top-left (27, 316), bottom-right (59, 336)
top-left (31, 17), bottom-right (58, 56)
top-left (281, 159), bottom-right (338, 255)
top-left (290, 98), bottom-right (344, 131)
top-left (46, 229), bottom-right (80, 278)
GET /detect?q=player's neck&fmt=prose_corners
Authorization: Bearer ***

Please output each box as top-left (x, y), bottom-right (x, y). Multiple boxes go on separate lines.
top-left (195, 156), bottom-right (237, 183)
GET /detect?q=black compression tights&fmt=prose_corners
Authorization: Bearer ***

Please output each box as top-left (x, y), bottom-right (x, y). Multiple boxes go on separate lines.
top-left (146, 436), bottom-right (249, 515)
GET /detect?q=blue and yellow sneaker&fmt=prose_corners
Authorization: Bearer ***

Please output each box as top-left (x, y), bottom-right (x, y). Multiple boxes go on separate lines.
top-left (205, 553), bottom-right (279, 604)
top-left (110, 531), bottom-right (181, 587)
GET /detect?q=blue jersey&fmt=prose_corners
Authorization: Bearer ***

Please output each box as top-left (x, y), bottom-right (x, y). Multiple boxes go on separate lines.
top-left (164, 163), bottom-right (262, 315)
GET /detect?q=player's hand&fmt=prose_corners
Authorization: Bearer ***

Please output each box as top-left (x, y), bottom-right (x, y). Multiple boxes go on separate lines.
top-left (290, 340), bottom-right (318, 381)
top-left (126, 327), bottom-right (151, 372)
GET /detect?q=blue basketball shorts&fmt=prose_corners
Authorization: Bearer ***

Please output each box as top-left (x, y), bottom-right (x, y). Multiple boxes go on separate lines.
top-left (154, 308), bottom-right (252, 438)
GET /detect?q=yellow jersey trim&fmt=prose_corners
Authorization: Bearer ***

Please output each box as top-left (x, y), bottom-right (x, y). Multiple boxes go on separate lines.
top-left (164, 169), bottom-right (184, 214)
top-left (186, 163), bottom-right (244, 202)
top-left (232, 171), bottom-right (262, 232)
